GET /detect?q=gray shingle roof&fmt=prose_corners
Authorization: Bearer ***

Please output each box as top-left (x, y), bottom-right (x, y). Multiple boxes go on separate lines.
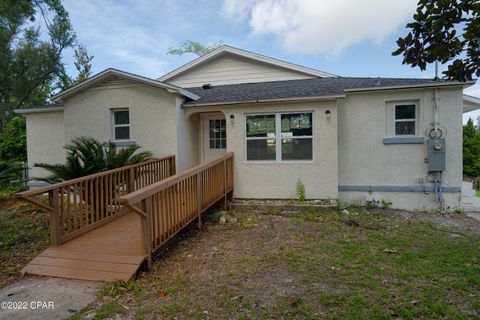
top-left (183, 77), bottom-right (458, 106)
top-left (25, 103), bottom-right (64, 109)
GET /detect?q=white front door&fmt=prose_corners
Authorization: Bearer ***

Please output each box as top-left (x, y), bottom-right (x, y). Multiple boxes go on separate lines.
top-left (203, 115), bottom-right (227, 162)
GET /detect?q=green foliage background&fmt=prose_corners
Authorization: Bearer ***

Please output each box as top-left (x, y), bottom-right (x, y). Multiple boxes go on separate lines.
top-left (463, 118), bottom-right (480, 177)
top-left (0, 116), bottom-right (26, 161)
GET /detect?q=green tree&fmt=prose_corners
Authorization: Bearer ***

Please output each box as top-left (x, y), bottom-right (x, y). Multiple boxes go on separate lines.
top-left (73, 43), bottom-right (94, 83)
top-left (0, 116), bottom-right (26, 161)
top-left (167, 40), bottom-right (221, 57)
top-left (463, 118), bottom-right (480, 177)
top-left (54, 43), bottom-right (95, 90)
top-left (35, 137), bottom-right (153, 181)
top-left (393, 0), bottom-right (480, 81)
top-left (0, 0), bottom-right (76, 130)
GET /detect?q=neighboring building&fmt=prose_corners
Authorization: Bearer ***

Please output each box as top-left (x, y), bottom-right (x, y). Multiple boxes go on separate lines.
top-left (16, 45), bottom-right (480, 211)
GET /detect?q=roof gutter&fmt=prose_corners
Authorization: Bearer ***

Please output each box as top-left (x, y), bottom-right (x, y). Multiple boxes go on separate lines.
top-left (14, 107), bottom-right (64, 114)
top-left (345, 81), bottom-right (475, 93)
top-left (182, 94), bottom-right (346, 107)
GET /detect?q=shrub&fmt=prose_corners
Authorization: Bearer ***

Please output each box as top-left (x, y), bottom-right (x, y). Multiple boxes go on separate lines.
top-left (0, 161), bottom-right (25, 187)
top-left (296, 179), bottom-right (306, 203)
top-left (0, 116), bottom-right (26, 161)
top-left (474, 177), bottom-right (480, 191)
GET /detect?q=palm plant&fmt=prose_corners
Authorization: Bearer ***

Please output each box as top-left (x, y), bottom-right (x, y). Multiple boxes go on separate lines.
top-left (35, 137), bottom-right (153, 182)
top-left (0, 161), bottom-right (25, 187)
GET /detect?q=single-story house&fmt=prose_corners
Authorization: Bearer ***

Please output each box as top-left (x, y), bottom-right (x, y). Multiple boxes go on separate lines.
top-left (16, 45), bottom-right (480, 211)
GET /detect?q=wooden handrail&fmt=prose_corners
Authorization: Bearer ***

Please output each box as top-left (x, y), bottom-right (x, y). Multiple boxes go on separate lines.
top-left (119, 153), bottom-right (234, 265)
top-left (119, 152), bottom-right (234, 205)
top-left (17, 155), bottom-right (175, 198)
top-left (16, 155), bottom-right (176, 246)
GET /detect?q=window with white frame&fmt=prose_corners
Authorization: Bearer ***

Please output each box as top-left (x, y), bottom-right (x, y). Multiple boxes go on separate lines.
top-left (245, 112), bottom-right (313, 161)
top-left (112, 109), bottom-right (130, 140)
top-left (394, 104), bottom-right (416, 135)
top-left (209, 119), bottom-right (227, 149)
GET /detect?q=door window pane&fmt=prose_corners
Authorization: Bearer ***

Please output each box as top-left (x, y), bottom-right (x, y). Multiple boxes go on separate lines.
top-left (246, 139), bottom-right (276, 160)
top-left (208, 119), bottom-right (226, 149)
top-left (246, 115), bottom-right (275, 137)
top-left (282, 138), bottom-right (313, 160)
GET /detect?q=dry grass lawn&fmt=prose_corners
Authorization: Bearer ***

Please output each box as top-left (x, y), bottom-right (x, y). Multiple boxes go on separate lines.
top-left (0, 199), bottom-right (49, 288)
top-left (70, 207), bottom-right (480, 320)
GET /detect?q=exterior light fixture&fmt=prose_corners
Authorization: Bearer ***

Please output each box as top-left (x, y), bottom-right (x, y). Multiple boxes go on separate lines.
top-left (230, 114), bottom-right (235, 120)
top-left (325, 110), bottom-right (331, 121)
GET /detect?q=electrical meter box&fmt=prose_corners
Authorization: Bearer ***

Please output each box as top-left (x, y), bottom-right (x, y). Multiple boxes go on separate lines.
top-left (427, 138), bottom-right (445, 171)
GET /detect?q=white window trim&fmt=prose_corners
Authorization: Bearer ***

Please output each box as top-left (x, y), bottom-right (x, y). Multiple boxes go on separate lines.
top-left (111, 108), bottom-right (131, 141)
top-left (244, 111), bottom-right (314, 163)
top-left (393, 103), bottom-right (417, 136)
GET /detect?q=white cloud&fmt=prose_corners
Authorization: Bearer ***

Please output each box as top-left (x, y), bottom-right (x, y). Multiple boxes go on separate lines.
top-left (223, 0), bottom-right (418, 55)
top-left (222, 0), bottom-right (257, 21)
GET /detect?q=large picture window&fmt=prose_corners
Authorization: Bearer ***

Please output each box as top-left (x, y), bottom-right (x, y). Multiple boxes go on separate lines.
top-left (112, 109), bottom-right (130, 140)
top-left (394, 104), bottom-right (416, 135)
top-left (246, 112), bottom-right (313, 161)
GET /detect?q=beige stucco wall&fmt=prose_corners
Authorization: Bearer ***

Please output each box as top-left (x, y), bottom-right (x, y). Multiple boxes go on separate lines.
top-left (339, 191), bottom-right (462, 211)
top-left (63, 83), bottom-right (177, 160)
top-left (168, 54), bottom-right (313, 87)
top-left (337, 87), bottom-right (463, 210)
top-left (184, 101), bottom-right (338, 199)
top-left (176, 96), bottom-right (200, 171)
top-left (25, 111), bottom-right (66, 178)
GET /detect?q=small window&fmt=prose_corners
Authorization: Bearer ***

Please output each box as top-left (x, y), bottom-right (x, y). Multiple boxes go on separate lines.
top-left (394, 104), bottom-right (416, 135)
top-left (245, 112), bottom-right (313, 161)
top-left (209, 119), bottom-right (226, 149)
top-left (112, 109), bottom-right (130, 140)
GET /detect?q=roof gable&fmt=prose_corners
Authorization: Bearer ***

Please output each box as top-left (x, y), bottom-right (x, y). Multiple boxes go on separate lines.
top-left (159, 45), bottom-right (337, 87)
top-left (52, 68), bottom-right (200, 102)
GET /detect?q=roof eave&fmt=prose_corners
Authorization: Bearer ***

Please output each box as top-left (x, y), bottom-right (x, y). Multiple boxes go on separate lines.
top-left (52, 68), bottom-right (200, 102)
top-left (345, 81), bottom-right (475, 93)
top-left (15, 107), bottom-right (64, 114)
top-left (182, 94), bottom-right (345, 107)
top-left (464, 94), bottom-right (480, 113)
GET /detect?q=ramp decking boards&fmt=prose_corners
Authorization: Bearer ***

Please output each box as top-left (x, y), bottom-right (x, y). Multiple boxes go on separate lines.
top-left (22, 213), bottom-right (146, 282)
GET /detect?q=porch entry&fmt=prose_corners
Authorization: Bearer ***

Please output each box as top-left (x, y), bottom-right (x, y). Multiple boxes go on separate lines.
top-left (202, 114), bottom-right (227, 162)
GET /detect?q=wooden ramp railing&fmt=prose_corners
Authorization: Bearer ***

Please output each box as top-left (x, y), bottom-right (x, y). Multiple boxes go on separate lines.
top-left (119, 152), bottom-right (234, 264)
top-left (17, 156), bottom-right (176, 245)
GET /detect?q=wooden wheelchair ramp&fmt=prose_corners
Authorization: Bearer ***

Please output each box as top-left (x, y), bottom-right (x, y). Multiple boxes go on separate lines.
top-left (18, 153), bottom-right (234, 282)
top-left (22, 212), bottom-right (145, 282)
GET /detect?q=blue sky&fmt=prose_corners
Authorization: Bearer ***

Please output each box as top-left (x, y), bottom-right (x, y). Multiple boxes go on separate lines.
top-left (61, 0), bottom-right (480, 123)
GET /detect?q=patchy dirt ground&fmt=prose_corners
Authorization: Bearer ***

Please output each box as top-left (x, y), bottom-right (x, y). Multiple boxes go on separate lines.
top-left (0, 200), bottom-right (49, 288)
top-left (73, 207), bottom-right (480, 320)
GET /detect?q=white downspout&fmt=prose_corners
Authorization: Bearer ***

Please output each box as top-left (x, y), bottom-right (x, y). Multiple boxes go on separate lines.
top-left (433, 61), bottom-right (440, 136)
top-left (434, 87), bottom-right (440, 136)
